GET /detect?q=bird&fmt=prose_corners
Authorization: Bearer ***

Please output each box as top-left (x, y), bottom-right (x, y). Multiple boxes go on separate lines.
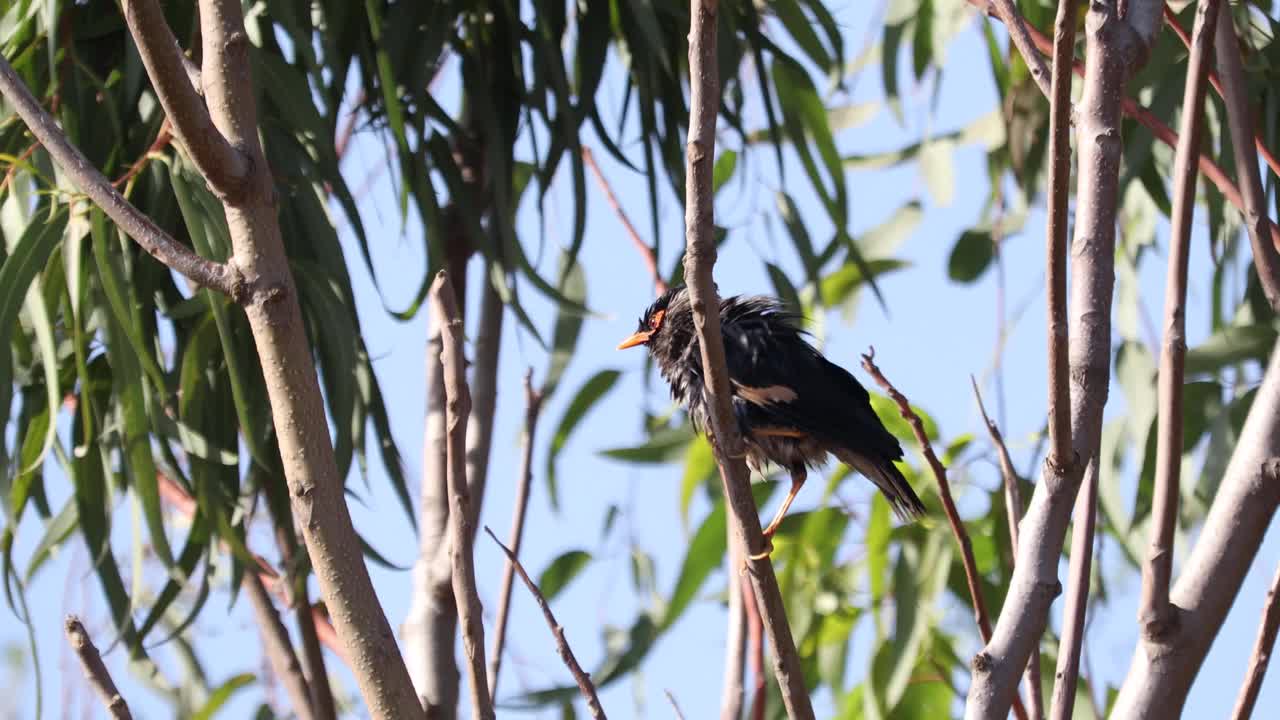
top-left (617, 285), bottom-right (926, 558)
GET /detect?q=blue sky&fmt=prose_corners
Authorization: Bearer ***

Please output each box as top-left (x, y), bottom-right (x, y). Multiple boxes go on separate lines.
top-left (3, 3), bottom-right (1278, 719)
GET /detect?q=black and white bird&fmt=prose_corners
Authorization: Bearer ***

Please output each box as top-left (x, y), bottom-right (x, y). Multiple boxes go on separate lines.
top-left (617, 285), bottom-right (926, 556)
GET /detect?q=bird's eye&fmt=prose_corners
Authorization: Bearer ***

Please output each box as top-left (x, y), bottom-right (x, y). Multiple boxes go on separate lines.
top-left (649, 309), bottom-right (666, 331)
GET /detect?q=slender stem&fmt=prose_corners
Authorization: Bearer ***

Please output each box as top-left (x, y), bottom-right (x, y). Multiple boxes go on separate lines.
top-left (487, 370), bottom-right (544, 702)
top-left (64, 617), bottom-right (132, 720)
top-left (1163, 4), bottom-right (1280, 181)
top-left (1044, 0), bottom-right (1077, 473)
top-left (1112, 343), bottom-right (1280, 715)
top-left (967, 0), bottom-right (1280, 253)
top-left (276, 528), bottom-right (337, 720)
top-left (431, 271), bottom-right (495, 720)
top-left (743, 575), bottom-right (765, 720)
top-left (682, 1), bottom-right (814, 717)
top-left (1048, 459), bottom-right (1099, 720)
top-left (582, 147), bottom-right (667, 295)
top-left (0, 55), bottom-right (239, 297)
top-left (965, 2), bottom-right (1164, 717)
top-left (484, 528), bottom-right (608, 719)
top-left (665, 690), bottom-right (688, 720)
top-left (242, 572), bottom-right (317, 720)
top-left (1231, 560), bottom-right (1280, 720)
top-left (972, 379), bottom-right (1044, 720)
top-left (1141, 0), bottom-right (1220, 641)
top-left (988, 0), bottom-right (1053, 98)
top-left (1211, 5), bottom-right (1280, 312)
top-left (719, 539), bottom-right (746, 720)
top-left (119, 0), bottom-right (248, 195)
top-left (466, 269), bottom-right (505, 536)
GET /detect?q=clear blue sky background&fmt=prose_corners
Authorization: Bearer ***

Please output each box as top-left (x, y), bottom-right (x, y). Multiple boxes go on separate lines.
top-left (3, 3), bottom-right (1278, 718)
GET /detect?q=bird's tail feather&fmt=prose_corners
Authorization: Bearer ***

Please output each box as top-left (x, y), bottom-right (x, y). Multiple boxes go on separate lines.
top-left (835, 449), bottom-right (926, 522)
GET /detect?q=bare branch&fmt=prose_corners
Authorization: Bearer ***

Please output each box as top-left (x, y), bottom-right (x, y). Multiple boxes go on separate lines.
top-left (1141, 0), bottom-right (1221, 641)
top-left (966, 2), bottom-right (1165, 716)
top-left (1232, 560), bottom-right (1280, 720)
top-left (743, 575), bottom-right (765, 720)
top-left (484, 527), bottom-right (607, 720)
top-left (243, 572), bottom-right (317, 720)
top-left (1163, 5), bottom-right (1280, 181)
top-left (666, 690), bottom-right (688, 720)
top-left (1113, 341), bottom-right (1280, 714)
top-left (681, 1), bottom-right (814, 717)
top-left (1044, 0), bottom-right (1077, 474)
top-left (488, 370), bottom-right (544, 702)
top-left (1211, 5), bottom-right (1280, 312)
top-left (275, 527), bottom-right (337, 720)
top-left (64, 616), bottom-right (132, 720)
top-left (988, 0), bottom-right (1053, 98)
top-left (1049, 461), bottom-right (1099, 720)
top-left (467, 270), bottom-right (505, 535)
top-left (583, 147), bottom-right (667, 295)
top-left (431, 270), bottom-right (495, 720)
top-left (971, 379), bottom-right (1043, 720)
top-left (120, 0), bottom-right (248, 196)
top-left (0, 55), bottom-right (239, 297)
top-left (719, 540), bottom-right (746, 720)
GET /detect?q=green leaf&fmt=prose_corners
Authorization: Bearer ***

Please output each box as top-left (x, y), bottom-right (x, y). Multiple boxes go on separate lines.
top-left (191, 673), bottom-right (255, 720)
top-left (713, 150), bottom-right (738, 194)
top-left (821, 260), bottom-right (908, 307)
top-left (919, 139), bottom-right (955, 206)
top-left (544, 253), bottom-right (588, 397)
top-left (679, 435), bottom-right (717, 529)
top-left (599, 424), bottom-right (695, 464)
top-left (538, 550), bottom-right (593, 601)
top-left (546, 370), bottom-right (621, 510)
top-left (947, 229), bottom-right (995, 283)
top-left (659, 501), bottom-right (727, 631)
top-left (1186, 323), bottom-right (1278, 374)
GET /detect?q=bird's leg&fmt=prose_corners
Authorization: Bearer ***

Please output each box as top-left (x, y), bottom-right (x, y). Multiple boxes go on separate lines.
top-left (749, 467), bottom-right (806, 560)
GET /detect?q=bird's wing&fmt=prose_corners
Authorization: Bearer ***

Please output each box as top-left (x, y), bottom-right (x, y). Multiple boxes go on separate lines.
top-left (720, 316), bottom-right (903, 462)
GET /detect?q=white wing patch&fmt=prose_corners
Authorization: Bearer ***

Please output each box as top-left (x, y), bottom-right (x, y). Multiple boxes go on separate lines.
top-left (733, 381), bottom-right (799, 405)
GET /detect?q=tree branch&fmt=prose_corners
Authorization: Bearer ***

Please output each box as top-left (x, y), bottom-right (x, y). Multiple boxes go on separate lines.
top-left (430, 270), bottom-right (495, 720)
top-left (864, 354), bottom-right (1029, 720)
top-left (1044, 0), bottom-right (1077, 474)
top-left (988, 0), bottom-right (1053, 99)
top-left (64, 616), bottom-right (132, 720)
top-left (1163, 4), bottom-right (1280, 181)
top-left (583, 147), bottom-right (667, 295)
top-left (276, 527), bottom-right (337, 720)
top-left (965, 2), bottom-right (1164, 717)
top-left (190, 1), bottom-right (424, 715)
top-left (243, 571), bottom-right (317, 720)
top-left (1210, 4), bottom-right (1280, 312)
top-left (1141, 0), bottom-right (1220, 643)
top-left (487, 370), bottom-right (543, 702)
top-left (466, 269), bottom-right (505, 536)
top-left (972, 379), bottom-right (1043, 720)
top-left (743, 574), bottom-right (765, 720)
top-left (1049, 460), bottom-right (1099, 720)
top-left (0, 55), bottom-right (239, 297)
top-left (119, 0), bottom-right (248, 196)
top-left (681, 1), bottom-right (814, 717)
top-left (719, 539), bottom-right (746, 720)
top-left (1112, 339), bottom-right (1280, 715)
top-left (1232, 560), bottom-right (1280, 720)
top-left (484, 528), bottom-right (607, 719)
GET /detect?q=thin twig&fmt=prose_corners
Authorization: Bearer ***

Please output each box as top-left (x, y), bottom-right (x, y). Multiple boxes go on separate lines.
top-left (1164, 4), bottom-right (1280, 180)
top-left (120, 0), bottom-right (249, 194)
top-left (243, 572), bottom-right (317, 720)
top-left (112, 120), bottom-right (173, 190)
top-left (0, 141), bottom-right (38, 195)
top-left (967, 0), bottom-right (1280, 254)
top-left (484, 527), bottom-right (608, 719)
top-left (1141, 0), bottom-right (1220, 643)
top-left (64, 616), bottom-right (133, 719)
top-left (487, 370), bottom-right (544, 702)
top-left (665, 690), bottom-right (688, 720)
top-left (1231, 560), bottom-right (1280, 720)
top-left (743, 574), bottom-right (765, 720)
top-left (466, 269), bottom-right (506, 536)
top-left (0, 54), bottom-right (240, 297)
top-left (681, 1), bottom-right (815, 717)
top-left (583, 146), bottom-right (667, 295)
top-left (1049, 460), bottom-right (1099, 720)
top-left (431, 270), bottom-right (496, 720)
top-left (1044, 0), bottom-right (1076, 476)
top-left (276, 528), bottom-right (337, 720)
top-left (719, 539), bottom-right (746, 720)
top-left (971, 378), bottom-right (1044, 720)
top-left (988, 0), bottom-right (1053, 98)
top-left (1210, 4), bottom-right (1280, 312)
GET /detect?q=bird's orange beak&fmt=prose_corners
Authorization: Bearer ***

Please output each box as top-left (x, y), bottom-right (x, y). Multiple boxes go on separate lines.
top-left (616, 331), bottom-right (651, 350)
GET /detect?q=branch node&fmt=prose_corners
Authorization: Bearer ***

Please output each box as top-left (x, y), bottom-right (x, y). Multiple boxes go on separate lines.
top-left (973, 652), bottom-right (995, 674)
